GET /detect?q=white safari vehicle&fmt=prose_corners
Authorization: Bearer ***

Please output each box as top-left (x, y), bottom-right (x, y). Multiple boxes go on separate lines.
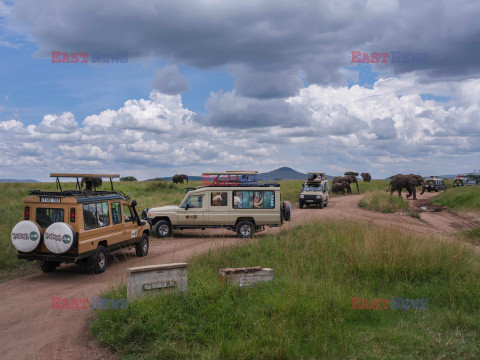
top-left (143, 171), bottom-right (291, 238)
top-left (299, 172), bottom-right (329, 209)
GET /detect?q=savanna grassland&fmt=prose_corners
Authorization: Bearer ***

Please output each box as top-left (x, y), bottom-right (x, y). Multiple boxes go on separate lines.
top-left (92, 221), bottom-right (480, 360)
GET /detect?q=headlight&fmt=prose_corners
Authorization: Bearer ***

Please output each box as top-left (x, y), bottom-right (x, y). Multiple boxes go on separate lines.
top-left (316, 195), bottom-right (321, 199)
top-left (300, 195), bottom-right (304, 199)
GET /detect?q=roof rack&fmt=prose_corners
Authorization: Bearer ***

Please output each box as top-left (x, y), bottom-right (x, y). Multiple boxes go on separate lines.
top-left (50, 173), bottom-right (120, 192)
top-left (200, 171), bottom-right (279, 188)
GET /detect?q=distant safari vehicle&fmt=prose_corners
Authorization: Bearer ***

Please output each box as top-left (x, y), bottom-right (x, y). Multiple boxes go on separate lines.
top-left (465, 179), bottom-right (478, 186)
top-left (421, 177), bottom-right (447, 193)
top-left (11, 174), bottom-right (149, 274)
top-left (299, 172), bottom-right (329, 208)
top-left (143, 171), bottom-right (291, 238)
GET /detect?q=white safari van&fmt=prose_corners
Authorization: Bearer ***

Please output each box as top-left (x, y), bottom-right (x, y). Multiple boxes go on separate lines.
top-left (143, 171), bottom-right (291, 238)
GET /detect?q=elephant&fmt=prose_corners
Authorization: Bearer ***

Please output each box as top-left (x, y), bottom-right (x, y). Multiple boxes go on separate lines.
top-left (333, 175), bottom-right (359, 193)
top-left (172, 174), bottom-right (189, 184)
top-left (332, 181), bottom-right (350, 195)
top-left (361, 173), bottom-right (372, 182)
top-left (388, 174), bottom-right (425, 200)
top-left (81, 177), bottom-right (102, 191)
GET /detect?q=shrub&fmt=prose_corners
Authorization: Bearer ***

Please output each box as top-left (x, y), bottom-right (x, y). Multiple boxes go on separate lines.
top-left (359, 190), bottom-right (409, 213)
top-left (120, 176), bottom-right (138, 182)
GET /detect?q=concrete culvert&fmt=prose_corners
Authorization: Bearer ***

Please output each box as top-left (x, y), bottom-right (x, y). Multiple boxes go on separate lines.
top-left (44, 222), bottom-right (76, 254)
top-left (11, 220), bottom-right (42, 252)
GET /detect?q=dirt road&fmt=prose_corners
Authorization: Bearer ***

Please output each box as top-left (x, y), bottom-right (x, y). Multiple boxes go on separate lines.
top-left (0, 192), bottom-right (478, 360)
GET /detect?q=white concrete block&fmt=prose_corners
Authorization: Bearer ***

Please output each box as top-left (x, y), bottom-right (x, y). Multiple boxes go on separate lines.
top-left (219, 266), bottom-right (273, 287)
top-left (127, 263), bottom-right (188, 300)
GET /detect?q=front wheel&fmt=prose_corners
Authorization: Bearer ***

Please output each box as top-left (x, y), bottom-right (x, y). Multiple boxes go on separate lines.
top-left (319, 200), bottom-right (324, 209)
top-left (154, 220), bottom-right (172, 238)
top-left (299, 202), bottom-right (303, 209)
top-left (40, 261), bottom-right (60, 273)
top-left (237, 221), bottom-right (254, 238)
top-left (136, 234), bottom-right (149, 257)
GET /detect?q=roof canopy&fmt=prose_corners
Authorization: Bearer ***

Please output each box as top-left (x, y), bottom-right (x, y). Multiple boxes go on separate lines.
top-left (50, 173), bottom-right (120, 178)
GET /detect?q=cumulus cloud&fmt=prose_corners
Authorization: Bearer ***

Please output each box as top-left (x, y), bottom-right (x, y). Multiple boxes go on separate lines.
top-left (1, 72), bottom-right (479, 180)
top-left (151, 65), bottom-right (188, 94)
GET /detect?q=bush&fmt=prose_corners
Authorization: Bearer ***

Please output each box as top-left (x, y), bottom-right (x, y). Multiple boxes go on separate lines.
top-left (145, 180), bottom-right (175, 191)
top-left (120, 176), bottom-right (138, 182)
top-left (358, 190), bottom-right (409, 213)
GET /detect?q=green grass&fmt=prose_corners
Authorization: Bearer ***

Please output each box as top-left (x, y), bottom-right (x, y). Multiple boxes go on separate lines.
top-left (91, 221), bottom-right (480, 359)
top-left (432, 185), bottom-right (480, 212)
top-left (458, 227), bottom-right (480, 246)
top-left (358, 190), bottom-right (410, 213)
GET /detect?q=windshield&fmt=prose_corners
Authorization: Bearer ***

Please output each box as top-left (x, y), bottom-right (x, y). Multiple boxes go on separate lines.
top-left (303, 185), bottom-right (322, 192)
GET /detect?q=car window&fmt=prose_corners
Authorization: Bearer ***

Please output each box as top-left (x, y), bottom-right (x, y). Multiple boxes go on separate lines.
top-left (211, 192), bottom-right (227, 207)
top-left (36, 208), bottom-right (64, 228)
top-left (182, 195), bottom-right (203, 208)
top-left (123, 205), bottom-right (133, 221)
top-left (233, 190), bottom-right (275, 209)
top-left (83, 202), bottom-right (110, 230)
top-left (111, 202), bottom-right (122, 224)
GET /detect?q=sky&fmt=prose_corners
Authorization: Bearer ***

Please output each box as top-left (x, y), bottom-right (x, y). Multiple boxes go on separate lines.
top-left (0, 0), bottom-right (479, 181)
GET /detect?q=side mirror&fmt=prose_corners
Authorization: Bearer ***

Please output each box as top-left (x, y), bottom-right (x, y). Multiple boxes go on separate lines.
top-left (185, 203), bottom-right (190, 210)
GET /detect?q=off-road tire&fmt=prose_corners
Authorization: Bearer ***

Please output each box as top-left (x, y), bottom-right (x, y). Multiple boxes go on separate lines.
top-left (236, 221), bottom-right (254, 238)
top-left (319, 199), bottom-right (324, 209)
top-left (154, 220), bottom-right (172, 238)
top-left (89, 246), bottom-right (107, 274)
top-left (299, 202), bottom-right (304, 209)
top-left (135, 234), bottom-right (149, 257)
top-left (40, 261), bottom-right (60, 273)
top-left (324, 200), bottom-right (328, 207)
top-left (281, 201), bottom-right (291, 221)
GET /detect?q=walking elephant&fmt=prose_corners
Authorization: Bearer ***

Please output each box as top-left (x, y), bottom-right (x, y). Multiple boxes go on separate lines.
top-left (332, 181), bottom-right (350, 195)
top-left (388, 174), bottom-right (425, 200)
top-left (172, 174), bottom-right (189, 184)
top-left (333, 175), bottom-right (359, 193)
top-left (361, 173), bottom-right (372, 182)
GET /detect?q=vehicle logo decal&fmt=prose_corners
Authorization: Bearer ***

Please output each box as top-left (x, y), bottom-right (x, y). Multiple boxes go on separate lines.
top-left (62, 234), bottom-right (71, 244)
top-left (30, 231), bottom-right (39, 241)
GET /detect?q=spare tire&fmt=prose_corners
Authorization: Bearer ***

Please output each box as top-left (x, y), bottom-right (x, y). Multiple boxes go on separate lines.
top-left (44, 222), bottom-right (76, 254)
top-left (11, 220), bottom-right (42, 252)
top-left (282, 201), bottom-right (291, 221)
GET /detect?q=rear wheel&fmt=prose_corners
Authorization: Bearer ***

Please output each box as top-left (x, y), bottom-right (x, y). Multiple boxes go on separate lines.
top-left (136, 234), bottom-right (149, 257)
top-left (40, 261), bottom-right (60, 273)
top-left (281, 201), bottom-right (291, 221)
top-left (154, 220), bottom-right (172, 238)
top-left (89, 246), bottom-right (107, 274)
top-left (236, 221), bottom-right (254, 238)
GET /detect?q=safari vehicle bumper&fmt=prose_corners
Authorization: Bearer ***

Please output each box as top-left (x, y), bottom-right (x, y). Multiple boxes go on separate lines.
top-left (17, 250), bottom-right (93, 263)
top-left (299, 195), bottom-right (324, 204)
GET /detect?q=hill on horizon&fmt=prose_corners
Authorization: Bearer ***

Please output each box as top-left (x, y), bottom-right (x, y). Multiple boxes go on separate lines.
top-left (153, 167), bottom-right (335, 182)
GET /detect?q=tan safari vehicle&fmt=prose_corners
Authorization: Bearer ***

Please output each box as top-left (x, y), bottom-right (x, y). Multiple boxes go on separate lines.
top-left (11, 173), bottom-right (150, 274)
top-left (299, 172), bottom-right (329, 209)
top-left (143, 171), bottom-right (291, 238)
